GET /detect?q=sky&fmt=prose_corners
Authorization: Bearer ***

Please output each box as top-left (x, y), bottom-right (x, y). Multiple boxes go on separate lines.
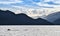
top-left (0, 0), bottom-right (60, 19)
top-left (0, 0), bottom-right (60, 8)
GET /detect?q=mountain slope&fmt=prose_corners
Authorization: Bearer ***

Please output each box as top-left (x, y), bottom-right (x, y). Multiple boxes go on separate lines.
top-left (53, 19), bottom-right (60, 24)
top-left (46, 12), bottom-right (60, 22)
top-left (0, 10), bottom-right (53, 25)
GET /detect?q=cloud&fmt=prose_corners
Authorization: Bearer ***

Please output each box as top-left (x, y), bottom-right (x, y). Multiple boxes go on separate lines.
top-left (36, 2), bottom-right (60, 7)
top-left (0, 0), bottom-right (60, 8)
top-left (35, 0), bottom-right (60, 8)
top-left (43, 0), bottom-right (60, 4)
top-left (0, 0), bottom-right (23, 4)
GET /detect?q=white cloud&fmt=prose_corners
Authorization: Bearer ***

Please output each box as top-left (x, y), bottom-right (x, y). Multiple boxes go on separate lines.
top-left (37, 3), bottom-right (60, 7)
top-left (0, 0), bottom-right (60, 7)
top-left (43, 0), bottom-right (60, 4)
top-left (35, 0), bottom-right (60, 8)
top-left (0, 0), bottom-right (20, 2)
top-left (0, 0), bottom-right (23, 4)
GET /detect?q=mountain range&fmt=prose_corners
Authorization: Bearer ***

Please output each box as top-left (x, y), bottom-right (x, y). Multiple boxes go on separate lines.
top-left (0, 10), bottom-right (53, 25)
top-left (46, 12), bottom-right (60, 24)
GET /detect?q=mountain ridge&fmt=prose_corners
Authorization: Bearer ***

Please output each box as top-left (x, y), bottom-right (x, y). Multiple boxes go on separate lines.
top-left (0, 10), bottom-right (53, 25)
